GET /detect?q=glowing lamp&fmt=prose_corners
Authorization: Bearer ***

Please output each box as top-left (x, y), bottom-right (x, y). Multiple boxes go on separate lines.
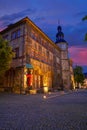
top-left (43, 95), bottom-right (47, 99)
top-left (43, 86), bottom-right (48, 93)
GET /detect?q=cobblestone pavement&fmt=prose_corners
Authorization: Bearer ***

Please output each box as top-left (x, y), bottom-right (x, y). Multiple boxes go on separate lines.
top-left (0, 90), bottom-right (87, 130)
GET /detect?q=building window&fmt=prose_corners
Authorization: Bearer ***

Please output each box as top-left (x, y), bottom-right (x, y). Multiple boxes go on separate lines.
top-left (38, 45), bottom-right (42, 52)
top-left (31, 31), bottom-right (35, 39)
top-left (56, 57), bottom-right (60, 64)
top-left (34, 42), bottom-right (38, 50)
top-left (3, 34), bottom-right (8, 40)
top-left (13, 48), bottom-right (19, 58)
top-left (49, 52), bottom-right (53, 61)
top-left (17, 29), bottom-right (20, 38)
top-left (11, 29), bottom-right (20, 40)
top-left (11, 32), bottom-right (16, 40)
top-left (46, 50), bottom-right (49, 57)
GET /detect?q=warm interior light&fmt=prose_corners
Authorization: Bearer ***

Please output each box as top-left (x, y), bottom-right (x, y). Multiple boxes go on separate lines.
top-left (43, 86), bottom-right (48, 93)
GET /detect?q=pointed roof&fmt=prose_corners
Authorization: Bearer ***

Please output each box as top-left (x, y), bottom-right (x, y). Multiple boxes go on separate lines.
top-left (55, 25), bottom-right (66, 43)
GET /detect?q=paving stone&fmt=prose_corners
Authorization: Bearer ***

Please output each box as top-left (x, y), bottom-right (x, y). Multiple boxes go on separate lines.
top-left (0, 90), bottom-right (87, 130)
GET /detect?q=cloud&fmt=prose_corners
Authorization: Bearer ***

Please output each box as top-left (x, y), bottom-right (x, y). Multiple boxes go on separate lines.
top-left (0, 8), bottom-right (36, 29)
top-left (0, 7), bottom-right (47, 32)
top-left (74, 11), bottom-right (87, 18)
top-left (64, 21), bottom-right (87, 46)
top-left (34, 17), bottom-right (46, 23)
top-left (69, 46), bottom-right (87, 66)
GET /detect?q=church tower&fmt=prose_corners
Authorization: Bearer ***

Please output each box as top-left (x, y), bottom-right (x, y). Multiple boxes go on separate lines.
top-left (55, 25), bottom-right (71, 90)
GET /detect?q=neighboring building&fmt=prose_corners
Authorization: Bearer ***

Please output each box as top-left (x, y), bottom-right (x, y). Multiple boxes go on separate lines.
top-left (83, 73), bottom-right (87, 89)
top-left (69, 59), bottom-right (75, 89)
top-left (0, 17), bottom-right (71, 93)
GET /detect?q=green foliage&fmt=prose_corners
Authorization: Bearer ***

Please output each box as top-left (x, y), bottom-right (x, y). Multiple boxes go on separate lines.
top-left (82, 15), bottom-right (87, 21)
top-left (0, 35), bottom-right (14, 76)
top-left (74, 66), bottom-right (85, 85)
top-left (84, 33), bottom-right (87, 41)
top-left (82, 15), bottom-right (87, 41)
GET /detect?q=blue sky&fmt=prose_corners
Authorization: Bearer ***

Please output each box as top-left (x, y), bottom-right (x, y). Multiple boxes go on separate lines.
top-left (0, 0), bottom-right (87, 72)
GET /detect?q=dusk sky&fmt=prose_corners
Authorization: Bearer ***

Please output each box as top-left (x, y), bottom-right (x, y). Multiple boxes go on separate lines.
top-left (0, 0), bottom-right (87, 72)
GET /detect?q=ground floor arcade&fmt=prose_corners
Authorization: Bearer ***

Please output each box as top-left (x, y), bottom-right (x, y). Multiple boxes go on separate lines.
top-left (0, 60), bottom-right (61, 94)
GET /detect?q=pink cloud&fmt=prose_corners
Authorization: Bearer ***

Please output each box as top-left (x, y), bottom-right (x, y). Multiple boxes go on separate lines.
top-left (69, 46), bottom-right (87, 66)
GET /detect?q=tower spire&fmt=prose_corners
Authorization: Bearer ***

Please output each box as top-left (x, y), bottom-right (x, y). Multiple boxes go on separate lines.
top-left (55, 23), bottom-right (66, 43)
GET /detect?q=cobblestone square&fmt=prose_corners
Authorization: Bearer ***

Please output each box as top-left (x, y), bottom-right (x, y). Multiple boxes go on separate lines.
top-left (0, 90), bottom-right (87, 130)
